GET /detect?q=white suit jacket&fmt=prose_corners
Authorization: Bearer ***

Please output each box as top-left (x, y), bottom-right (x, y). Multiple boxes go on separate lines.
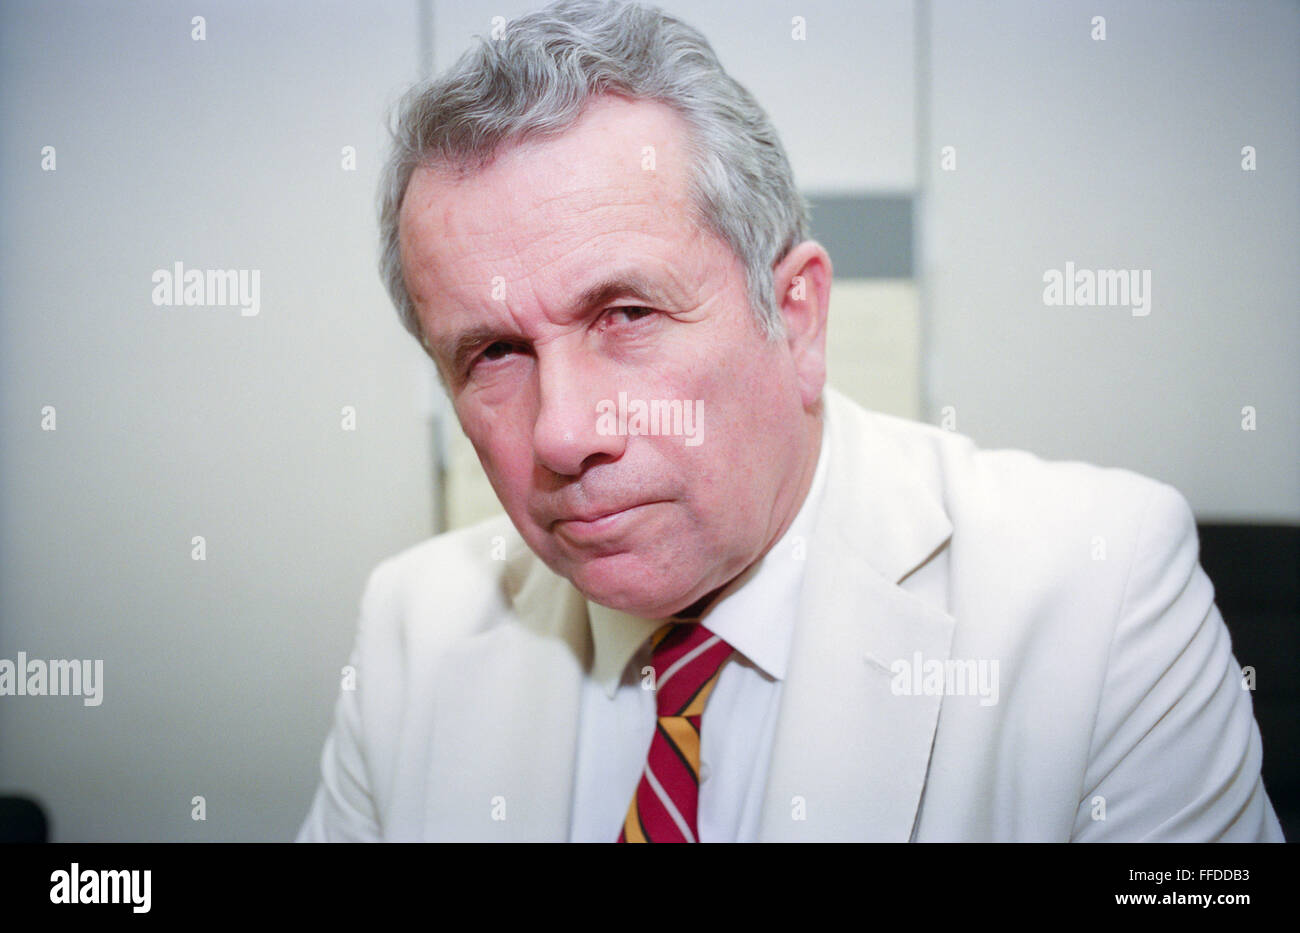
top-left (297, 387), bottom-right (1284, 842)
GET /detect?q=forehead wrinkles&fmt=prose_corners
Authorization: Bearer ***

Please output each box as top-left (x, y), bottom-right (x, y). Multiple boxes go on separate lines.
top-left (401, 100), bottom-right (693, 261)
top-left (411, 183), bottom-right (703, 316)
top-left (419, 168), bottom-right (681, 257)
top-left (400, 104), bottom-right (710, 337)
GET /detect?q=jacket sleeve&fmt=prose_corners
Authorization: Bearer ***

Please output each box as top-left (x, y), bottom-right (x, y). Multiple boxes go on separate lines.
top-left (295, 565), bottom-right (390, 842)
top-left (1072, 481), bottom-right (1284, 841)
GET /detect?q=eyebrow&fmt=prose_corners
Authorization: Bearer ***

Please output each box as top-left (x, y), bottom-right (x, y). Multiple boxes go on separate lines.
top-left (436, 271), bottom-right (676, 377)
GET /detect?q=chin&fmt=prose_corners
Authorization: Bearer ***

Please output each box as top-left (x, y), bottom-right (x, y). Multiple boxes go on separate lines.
top-left (564, 556), bottom-right (688, 619)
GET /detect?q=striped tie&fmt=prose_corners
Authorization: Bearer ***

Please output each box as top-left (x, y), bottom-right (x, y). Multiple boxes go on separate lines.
top-left (618, 621), bottom-right (734, 843)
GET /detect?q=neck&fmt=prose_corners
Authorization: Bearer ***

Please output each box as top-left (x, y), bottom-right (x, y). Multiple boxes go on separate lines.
top-left (670, 586), bottom-right (727, 621)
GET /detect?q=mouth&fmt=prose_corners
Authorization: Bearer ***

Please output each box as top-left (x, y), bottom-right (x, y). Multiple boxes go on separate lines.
top-left (551, 501), bottom-right (663, 545)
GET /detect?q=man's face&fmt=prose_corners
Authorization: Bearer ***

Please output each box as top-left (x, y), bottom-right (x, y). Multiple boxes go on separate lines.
top-left (400, 95), bottom-right (825, 619)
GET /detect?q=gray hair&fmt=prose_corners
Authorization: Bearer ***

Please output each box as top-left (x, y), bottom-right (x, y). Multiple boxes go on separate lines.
top-left (378, 0), bottom-right (810, 346)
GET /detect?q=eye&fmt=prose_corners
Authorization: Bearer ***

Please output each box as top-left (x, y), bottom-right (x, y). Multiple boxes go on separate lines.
top-left (480, 341), bottom-right (515, 361)
top-left (466, 340), bottom-right (524, 377)
top-left (606, 306), bottom-right (656, 325)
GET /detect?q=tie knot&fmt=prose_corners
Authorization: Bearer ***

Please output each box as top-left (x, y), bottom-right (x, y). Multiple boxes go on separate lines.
top-left (648, 622), bottom-right (733, 718)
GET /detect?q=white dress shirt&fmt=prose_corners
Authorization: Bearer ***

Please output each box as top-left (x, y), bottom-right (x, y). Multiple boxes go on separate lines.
top-left (568, 427), bottom-right (829, 842)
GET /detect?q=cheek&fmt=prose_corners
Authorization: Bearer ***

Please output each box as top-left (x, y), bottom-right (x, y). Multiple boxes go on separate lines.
top-left (693, 346), bottom-right (788, 436)
top-left (682, 355), bottom-right (792, 508)
top-left (460, 410), bottom-right (534, 508)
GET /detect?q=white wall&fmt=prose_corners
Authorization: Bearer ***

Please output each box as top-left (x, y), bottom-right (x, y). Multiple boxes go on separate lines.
top-left (921, 0), bottom-right (1299, 520)
top-left (0, 1), bottom-right (433, 840)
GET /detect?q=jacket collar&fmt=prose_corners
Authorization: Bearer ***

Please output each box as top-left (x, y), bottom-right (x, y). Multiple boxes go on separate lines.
top-left (818, 386), bottom-right (954, 585)
top-left (756, 386), bottom-right (955, 841)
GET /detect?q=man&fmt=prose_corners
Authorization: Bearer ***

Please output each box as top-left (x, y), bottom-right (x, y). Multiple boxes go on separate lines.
top-left (297, 0), bottom-right (1283, 842)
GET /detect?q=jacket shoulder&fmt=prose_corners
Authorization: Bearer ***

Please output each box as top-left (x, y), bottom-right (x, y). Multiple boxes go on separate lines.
top-left (857, 404), bottom-right (1182, 532)
top-left (369, 512), bottom-right (516, 589)
top-left (359, 512), bottom-right (541, 643)
top-left (827, 393), bottom-right (1194, 608)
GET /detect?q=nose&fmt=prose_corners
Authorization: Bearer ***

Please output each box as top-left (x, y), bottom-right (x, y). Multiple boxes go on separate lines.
top-left (531, 347), bottom-right (626, 476)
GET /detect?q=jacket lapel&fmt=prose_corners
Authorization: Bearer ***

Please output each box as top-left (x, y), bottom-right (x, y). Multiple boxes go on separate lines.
top-left (758, 389), bottom-right (955, 841)
top-left (422, 544), bottom-right (590, 841)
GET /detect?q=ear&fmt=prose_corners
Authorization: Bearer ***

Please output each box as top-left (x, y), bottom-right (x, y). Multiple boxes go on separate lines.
top-left (772, 241), bottom-right (832, 410)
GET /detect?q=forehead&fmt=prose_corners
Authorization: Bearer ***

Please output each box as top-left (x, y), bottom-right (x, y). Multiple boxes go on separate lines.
top-left (398, 95), bottom-right (704, 326)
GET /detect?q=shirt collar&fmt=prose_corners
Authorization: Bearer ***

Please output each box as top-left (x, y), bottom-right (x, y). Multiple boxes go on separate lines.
top-left (586, 422), bottom-right (830, 698)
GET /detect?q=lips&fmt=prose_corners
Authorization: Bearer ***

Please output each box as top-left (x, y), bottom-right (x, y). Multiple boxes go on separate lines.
top-left (556, 503), bottom-right (643, 524)
top-left (550, 500), bottom-right (661, 545)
